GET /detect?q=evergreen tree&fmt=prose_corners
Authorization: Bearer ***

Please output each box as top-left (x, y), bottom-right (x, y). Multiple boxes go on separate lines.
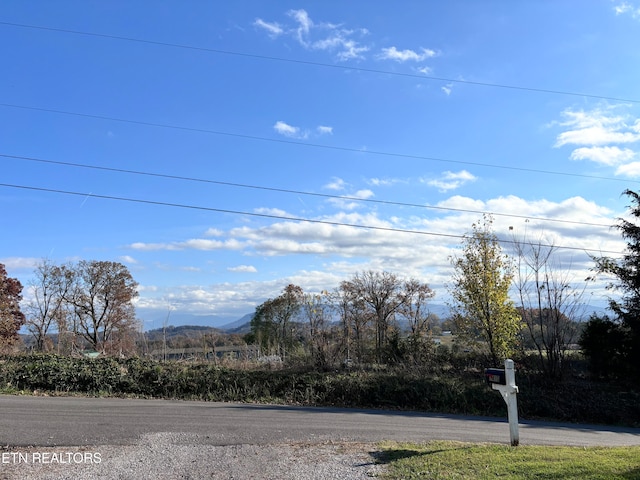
top-left (589, 189), bottom-right (640, 381)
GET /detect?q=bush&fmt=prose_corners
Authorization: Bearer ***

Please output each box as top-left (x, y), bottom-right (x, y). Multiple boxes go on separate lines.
top-left (0, 353), bottom-right (637, 427)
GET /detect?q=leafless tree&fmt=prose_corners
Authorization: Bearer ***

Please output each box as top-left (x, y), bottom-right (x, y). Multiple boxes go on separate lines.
top-left (24, 260), bottom-right (74, 351)
top-left (342, 271), bottom-right (404, 362)
top-left (333, 282), bottom-right (374, 364)
top-left (301, 291), bottom-right (332, 367)
top-left (513, 236), bottom-right (586, 379)
top-left (398, 278), bottom-right (436, 363)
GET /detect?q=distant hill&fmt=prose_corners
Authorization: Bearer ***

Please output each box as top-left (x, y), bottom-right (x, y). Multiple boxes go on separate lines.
top-left (144, 324), bottom-right (222, 342)
top-left (218, 313), bottom-right (253, 334)
top-left (137, 310), bottom-right (240, 330)
top-left (136, 301), bottom-right (608, 335)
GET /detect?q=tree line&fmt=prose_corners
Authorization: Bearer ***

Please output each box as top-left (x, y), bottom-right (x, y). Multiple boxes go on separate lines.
top-left (243, 214), bottom-right (587, 377)
top-left (2, 189), bottom-right (640, 384)
top-left (0, 260), bottom-right (138, 355)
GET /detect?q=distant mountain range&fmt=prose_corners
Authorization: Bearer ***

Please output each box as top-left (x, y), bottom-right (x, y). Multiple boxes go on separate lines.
top-left (139, 303), bottom-right (610, 334)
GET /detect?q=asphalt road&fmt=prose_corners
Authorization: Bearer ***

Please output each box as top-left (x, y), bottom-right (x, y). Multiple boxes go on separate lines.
top-left (1, 395), bottom-right (639, 448)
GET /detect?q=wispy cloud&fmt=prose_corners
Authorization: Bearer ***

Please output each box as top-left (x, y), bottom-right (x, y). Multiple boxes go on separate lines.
top-left (378, 46), bottom-right (437, 62)
top-left (273, 121), bottom-right (333, 139)
top-left (424, 170), bottom-right (477, 192)
top-left (441, 83), bottom-right (453, 96)
top-left (130, 238), bottom-right (243, 252)
top-left (228, 265), bottom-right (258, 273)
top-left (613, 1), bottom-right (640, 18)
top-left (255, 9), bottom-right (369, 61)
top-left (554, 106), bottom-right (640, 174)
top-left (255, 9), bottom-right (438, 64)
top-left (368, 177), bottom-right (402, 187)
top-left (253, 18), bottom-right (283, 37)
top-left (324, 177), bottom-right (347, 191)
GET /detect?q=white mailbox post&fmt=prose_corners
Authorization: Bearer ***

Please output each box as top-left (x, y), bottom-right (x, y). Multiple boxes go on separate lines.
top-left (485, 358), bottom-right (519, 446)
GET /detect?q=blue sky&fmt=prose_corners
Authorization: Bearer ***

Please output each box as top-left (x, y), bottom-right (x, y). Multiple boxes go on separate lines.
top-left (2, 1), bottom-right (640, 326)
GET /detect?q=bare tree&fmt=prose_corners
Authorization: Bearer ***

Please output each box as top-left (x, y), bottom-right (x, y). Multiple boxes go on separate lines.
top-left (343, 271), bottom-right (404, 362)
top-left (332, 283), bottom-right (373, 364)
top-left (66, 260), bottom-right (139, 354)
top-left (301, 291), bottom-right (331, 367)
top-left (398, 278), bottom-right (436, 363)
top-left (513, 236), bottom-right (585, 379)
top-left (24, 260), bottom-right (74, 352)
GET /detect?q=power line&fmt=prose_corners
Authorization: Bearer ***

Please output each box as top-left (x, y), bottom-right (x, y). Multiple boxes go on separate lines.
top-left (1, 102), bottom-right (638, 187)
top-left (1, 153), bottom-right (616, 229)
top-left (0, 181), bottom-right (623, 256)
top-left (1, 20), bottom-right (639, 104)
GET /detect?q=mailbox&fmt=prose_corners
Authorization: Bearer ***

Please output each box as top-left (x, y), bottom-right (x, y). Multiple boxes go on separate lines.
top-left (485, 368), bottom-right (506, 386)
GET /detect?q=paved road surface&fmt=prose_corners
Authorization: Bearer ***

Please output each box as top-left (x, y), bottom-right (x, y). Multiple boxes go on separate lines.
top-left (1, 395), bottom-right (639, 447)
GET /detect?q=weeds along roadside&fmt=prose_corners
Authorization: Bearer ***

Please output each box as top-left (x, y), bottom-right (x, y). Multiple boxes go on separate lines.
top-left (0, 353), bottom-right (638, 427)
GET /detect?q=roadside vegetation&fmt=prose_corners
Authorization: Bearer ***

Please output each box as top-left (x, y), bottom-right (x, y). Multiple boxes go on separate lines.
top-left (378, 441), bottom-right (640, 479)
top-left (0, 353), bottom-right (638, 427)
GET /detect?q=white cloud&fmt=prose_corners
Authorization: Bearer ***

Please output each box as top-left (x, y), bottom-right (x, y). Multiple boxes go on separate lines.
top-left (274, 121), bottom-right (332, 139)
top-left (570, 146), bottom-right (636, 165)
top-left (273, 120), bottom-right (307, 139)
top-left (614, 1), bottom-right (640, 18)
top-left (353, 189), bottom-right (374, 199)
top-left (615, 161), bottom-right (640, 177)
top-left (379, 46), bottom-right (437, 62)
top-left (554, 106), bottom-right (640, 175)
top-left (324, 177), bottom-right (347, 191)
top-left (137, 285), bottom-right (158, 293)
top-left (181, 266), bottom-right (201, 272)
top-left (288, 9), bottom-right (313, 44)
top-left (555, 107), bottom-right (640, 147)
top-left (254, 207), bottom-right (290, 217)
top-left (205, 228), bottom-right (224, 237)
top-left (129, 238), bottom-right (243, 252)
top-left (253, 18), bottom-right (284, 37)
top-left (425, 170), bottom-right (477, 192)
top-left (326, 189), bottom-right (374, 211)
top-left (368, 177), bottom-right (401, 187)
top-left (119, 255), bottom-right (138, 264)
top-left (228, 265), bottom-right (257, 273)
top-left (125, 192), bottom-right (622, 317)
top-left (0, 257), bottom-right (39, 271)
top-left (254, 9), bottom-right (370, 61)
top-left (181, 239), bottom-right (232, 250)
top-left (441, 83), bottom-right (453, 96)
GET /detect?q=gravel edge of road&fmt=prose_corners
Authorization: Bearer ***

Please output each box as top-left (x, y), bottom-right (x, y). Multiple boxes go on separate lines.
top-left (0, 433), bottom-right (386, 480)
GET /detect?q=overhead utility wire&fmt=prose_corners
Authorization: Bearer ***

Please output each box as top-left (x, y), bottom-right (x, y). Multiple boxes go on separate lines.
top-left (1, 102), bottom-right (638, 187)
top-left (1, 153), bottom-right (615, 229)
top-left (0, 182), bottom-right (623, 256)
top-left (1, 21), bottom-right (639, 105)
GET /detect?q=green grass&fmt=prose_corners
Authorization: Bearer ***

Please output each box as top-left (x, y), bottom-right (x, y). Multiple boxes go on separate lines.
top-left (378, 441), bottom-right (640, 479)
